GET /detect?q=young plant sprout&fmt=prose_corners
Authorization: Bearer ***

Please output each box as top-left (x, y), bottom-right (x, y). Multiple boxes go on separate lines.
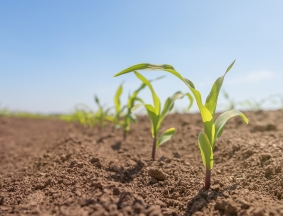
top-left (94, 95), bottom-right (112, 130)
top-left (115, 71), bottom-right (193, 160)
top-left (74, 104), bottom-right (95, 127)
top-left (114, 60), bottom-right (248, 190)
top-left (122, 75), bottom-right (165, 140)
top-left (111, 82), bottom-right (126, 131)
top-left (60, 104), bottom-right (95, 127)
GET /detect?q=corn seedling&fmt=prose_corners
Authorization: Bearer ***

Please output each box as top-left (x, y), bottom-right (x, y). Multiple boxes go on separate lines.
top-left (114, 60), bottom-right (248, 189)
top-left (94, 95), bottom-right (112, 130)
top-left (111, 82), bottom-right (127, 131)
top-left (60, 104), bottom-right (95, 127)
top-left (122, 76), bottom-right (165, 140)
top-left (115, 71), bottom-right (192, 160)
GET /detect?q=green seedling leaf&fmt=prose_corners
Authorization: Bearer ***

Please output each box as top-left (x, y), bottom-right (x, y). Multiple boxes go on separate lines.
top-left (159, 91), bottom-right (189, 127)
top-left (144, 104), bottom-right (159, 137)
top-left (102, 115), bottom-right (113, 121)
top-left (205, 60), bottom-right (235, 116)
top-left (134, 71), bottom-right (161, 115)
top-left (94, 95), bottom-right (100, 107)
top-left (114, 82), bottom-right (123, 113)
top-left (114, 63), bottom-right (175, 77)
top-left (198, 132), bottom-right (214, 170)
top-left (214, 109), bottom-right (248, 147)
top-left (114, 63), bottom-right (184, 81)
top-left (186, 93), bottom-right (194, 111)
top-left (160, 91), bottom-right (185, 119)
top-left (131, 103), bottom-right (144, 112)
top-left (128, 113), bottom-right (137, 123)
top-left (123, 75), bottom-right (165, 140)
top-left (182, 78), bottom-right (215, 144)
top-left (156, 128), bottom-right (176, 148)
top-left (133, 97), bottom-right (144, 104)
top-left (132, 103), bottom-right (158, 137)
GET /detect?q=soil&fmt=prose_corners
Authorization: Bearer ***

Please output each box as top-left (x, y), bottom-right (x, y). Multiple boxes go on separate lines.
top-left (0, 110), bottom-right (283, 216)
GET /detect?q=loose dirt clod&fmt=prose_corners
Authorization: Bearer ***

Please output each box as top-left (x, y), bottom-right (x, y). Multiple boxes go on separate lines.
top-left (148, 169), bottom-right (168, 181)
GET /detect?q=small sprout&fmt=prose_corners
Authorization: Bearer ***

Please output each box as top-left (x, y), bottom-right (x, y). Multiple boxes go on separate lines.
top-left (115, 71), bottom-right (193, 160)
top-left (114, 60), bottom-right (248, 189)
top-left (94, 95), bottom-right (112, 130)
top-left (112, 82), bottom-right (126, 132)
top-left (61, 104), bottom-right (95, 127)
top-left (122, 75), bottom-right (164, 140)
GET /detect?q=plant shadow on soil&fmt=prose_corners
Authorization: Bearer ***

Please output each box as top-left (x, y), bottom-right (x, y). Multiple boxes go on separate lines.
top-left (106, 158), bottom-right (145, 183)
top-left (185, 184), bottom-right (239, 215)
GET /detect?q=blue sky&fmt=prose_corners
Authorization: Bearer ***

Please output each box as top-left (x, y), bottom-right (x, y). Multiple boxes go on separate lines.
top-left (1, 1), bottom-right (283, 113)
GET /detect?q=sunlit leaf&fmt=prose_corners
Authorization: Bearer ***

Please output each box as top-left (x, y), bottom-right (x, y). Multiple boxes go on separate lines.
top-left (143, 104), bottom-right (158, 137)
top-left (134, 71), bottom-right (161, 115)
top-left (128, 113), bottom-right (137, 123)
top-left (182, 78), bottom-right (215, 144)
top-left (159, 91), bottom-right (186, 128)
top-left (114, 82), bottom-right (123, 113)
top-left (205, 60), bottom-right (235, 116)
top-left (131, 103), bottom-right (158, 137)
top-left (186, 93), bottom-right (194, 111)
top-left (156, 128), bottom-right (176, 148)
top-left (131, 103), bottom-right (144, 112)
top-left (214, 109), bottom-right (248, 147)
top-left (114, 63), bottom-right (175, 77)
top-left (198, 132), bottom-right (214, 170)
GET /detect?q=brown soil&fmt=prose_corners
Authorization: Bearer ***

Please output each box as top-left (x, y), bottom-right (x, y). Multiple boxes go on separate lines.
top-left (0, 111), bottom-right (283, 216)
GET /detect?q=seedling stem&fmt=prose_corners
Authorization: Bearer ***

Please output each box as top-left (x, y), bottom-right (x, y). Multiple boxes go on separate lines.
top-left (204, 168), bottom-right (211, 190)
top-left (152, 137), bottom-right (157, 160)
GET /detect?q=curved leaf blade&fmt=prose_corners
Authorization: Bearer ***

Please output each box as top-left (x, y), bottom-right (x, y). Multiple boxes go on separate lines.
top-left (186, 93), bottom-right (194, 111)
top-left (114, 63), bottom-right (175, 77)
top-left (132, 103), bottom-right (158, 137)
top-left (128, 76), bottom-right (164, 109)
top-left (114, 83), bottom-right (123, 113)
top-left (128, 113), bottom-right (137, 123)
top-left (144, 104), bottom-right (159, 138)
top-left (156, 128), bottom-right (176, 148)
top-left (205, 60), bottom-right (235, 116)
top-left (182, 78), bottom-right (215, 144)
top-left (131, 103), bottom-right (144, 112)
top-left (94, 95), bottom-right (100, 107)
top-left (198, 132), bottom-right (214, 170)
top-left (214, 109), bottom-right (249, 147)
top-left (159, 91), bottom-right (186, 127)
top-left (134, 71), bottom-right (161, 115)
top-left (113, 63), bottom-right (185, 85)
